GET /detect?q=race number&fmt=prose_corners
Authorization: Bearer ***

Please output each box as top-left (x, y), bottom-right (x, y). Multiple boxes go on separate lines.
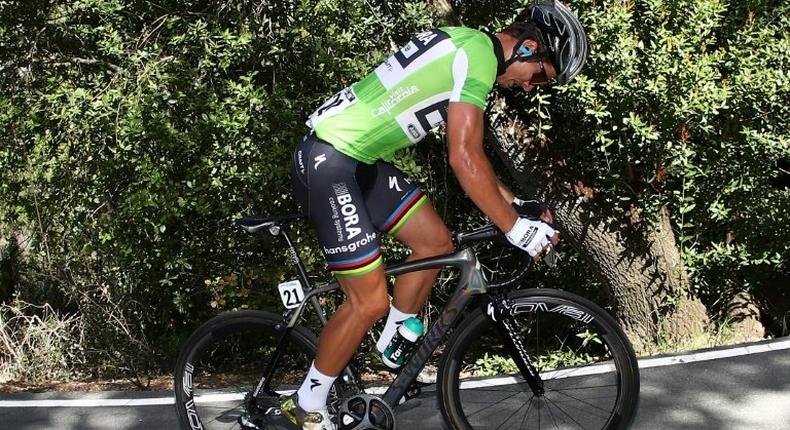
top-left (277, 280), bottom-right (305, 310)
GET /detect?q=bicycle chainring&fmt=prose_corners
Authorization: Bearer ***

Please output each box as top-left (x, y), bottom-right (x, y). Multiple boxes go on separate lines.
top-left (337, 393), bottom-right (396, 430)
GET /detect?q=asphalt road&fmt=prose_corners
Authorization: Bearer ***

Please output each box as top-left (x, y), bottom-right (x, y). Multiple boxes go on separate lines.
top-left (1, 339), bottom-right (789, 429)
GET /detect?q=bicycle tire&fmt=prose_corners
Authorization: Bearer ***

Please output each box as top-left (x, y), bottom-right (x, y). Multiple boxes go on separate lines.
top-left (437, 288), bottom-right (640, 430)
top-left (173, 310), bottom-right (318, 430)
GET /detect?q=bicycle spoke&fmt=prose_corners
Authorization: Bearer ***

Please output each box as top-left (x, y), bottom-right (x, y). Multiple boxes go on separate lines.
top-left (465, 389), bottom-right (524, 418)
top-left (547, 383), bottom-right (617, 392)
top-left (518, 395), bottom-right (536, 428)
top-left (544, 395), bottom-right (589, 430)
top-left (548, 389), bottom-right (613, 420)
top-left (495, 398), bottom-right (531, 430)
top-left (541, 397), bottom-right (562, 430)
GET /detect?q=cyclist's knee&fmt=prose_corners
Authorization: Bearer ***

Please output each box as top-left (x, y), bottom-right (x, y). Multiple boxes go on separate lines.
top-left (338, 273), bottom-right (389, 325)
top-left (413, 228), bottom-right (453, 257)
top-left (356, 294), bottom-right (389, 324)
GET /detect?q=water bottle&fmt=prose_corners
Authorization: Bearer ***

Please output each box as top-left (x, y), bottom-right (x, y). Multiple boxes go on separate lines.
top-left (382, 317), bottom-right (424, 369)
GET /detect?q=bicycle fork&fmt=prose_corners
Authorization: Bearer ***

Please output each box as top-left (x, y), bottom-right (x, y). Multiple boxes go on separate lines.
top-left (482, 294), bottom-right (545, 397)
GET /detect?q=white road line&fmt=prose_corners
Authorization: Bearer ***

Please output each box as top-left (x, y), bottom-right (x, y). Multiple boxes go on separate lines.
top-left (1, 339), bottom-right (788, 408)
top-left (0, 397), bottom-right (175, 408)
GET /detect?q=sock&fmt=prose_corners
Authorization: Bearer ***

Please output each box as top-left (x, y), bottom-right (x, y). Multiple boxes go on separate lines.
top-left (296, 361), bottom-right (337, 412)
top-left (376, 304), bottom-right (417, 353)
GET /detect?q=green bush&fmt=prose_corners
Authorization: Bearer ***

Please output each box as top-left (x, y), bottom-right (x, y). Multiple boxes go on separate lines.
top-left (0, 0), bottom-right (787, 382)
top-left (486, 0), bottom-right (789, 317)
top-left (0, 0), bottom-right (437, 379)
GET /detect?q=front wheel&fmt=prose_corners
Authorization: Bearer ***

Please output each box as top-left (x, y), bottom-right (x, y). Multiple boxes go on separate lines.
top-left (173, 310), bottom-right (319, 430)
top-left (438, 289), bottom-right (640, 430)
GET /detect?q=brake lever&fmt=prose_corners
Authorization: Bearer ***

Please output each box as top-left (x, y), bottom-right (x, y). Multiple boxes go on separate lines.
top-left (543, 244), bottom-right (560, 269)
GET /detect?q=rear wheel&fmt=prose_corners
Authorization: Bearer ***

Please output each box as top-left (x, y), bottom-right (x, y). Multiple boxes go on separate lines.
top-left (438, 289), bottom-right (640, 430)
top-left (174, 310), bottom-right (319, 430)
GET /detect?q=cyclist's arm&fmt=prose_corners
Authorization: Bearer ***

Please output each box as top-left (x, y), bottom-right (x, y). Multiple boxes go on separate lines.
top-left (447, 101), bottom-right (519, 233)
top-left (496, 179), bottom-right (555, 223)
top-left (496, 179), bottom-right (516, 204)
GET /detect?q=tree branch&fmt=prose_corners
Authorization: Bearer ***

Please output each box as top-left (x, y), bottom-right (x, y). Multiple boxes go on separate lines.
top-left (430, 0), bottom-right (463, 26)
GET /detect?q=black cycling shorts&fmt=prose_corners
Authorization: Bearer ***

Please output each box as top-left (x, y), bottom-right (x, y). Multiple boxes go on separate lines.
top-left (291, 135), bottom-right (427, 277)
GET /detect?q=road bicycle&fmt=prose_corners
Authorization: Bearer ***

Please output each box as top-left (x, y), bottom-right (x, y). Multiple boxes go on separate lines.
top-left (174, 213), bottom-right (640, 430)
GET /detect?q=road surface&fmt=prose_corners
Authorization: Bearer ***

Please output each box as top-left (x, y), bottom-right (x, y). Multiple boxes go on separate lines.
top-left (1, 338), bottom-right (788, 429)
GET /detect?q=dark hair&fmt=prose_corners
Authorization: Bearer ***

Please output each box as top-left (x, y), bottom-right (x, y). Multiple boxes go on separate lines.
top-left (500, 21), bottom-right (545, 49)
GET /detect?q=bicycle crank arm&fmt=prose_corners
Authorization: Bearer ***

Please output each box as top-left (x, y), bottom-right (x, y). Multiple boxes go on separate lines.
top-left (482, 295), bottom-right (545, 396)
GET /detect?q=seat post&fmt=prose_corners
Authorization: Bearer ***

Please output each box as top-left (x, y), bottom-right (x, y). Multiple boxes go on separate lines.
top-left (277, 227), bottom-right (311, 291)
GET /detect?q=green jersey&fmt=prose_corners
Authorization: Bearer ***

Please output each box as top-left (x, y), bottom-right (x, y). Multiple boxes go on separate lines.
top-left (306, 27), bottom-right (500, 164)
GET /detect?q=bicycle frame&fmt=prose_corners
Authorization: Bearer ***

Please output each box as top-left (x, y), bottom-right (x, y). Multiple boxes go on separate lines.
top-left (254, 222), bottom-right (541, 408)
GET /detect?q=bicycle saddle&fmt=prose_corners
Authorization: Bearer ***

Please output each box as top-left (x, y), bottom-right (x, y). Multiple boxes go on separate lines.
top-left (235, 214), bottom-right (305, 234)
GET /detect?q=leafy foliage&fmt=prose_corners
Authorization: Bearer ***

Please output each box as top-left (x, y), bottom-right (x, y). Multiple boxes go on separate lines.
top-left (0, 0), bottom-right (436, 379)
top-left (478, 0), bottom-right (789, 317)
top-left (563, 0), bottom-right (789, 316)
top-left (0, 0), bottom-right (787, 381)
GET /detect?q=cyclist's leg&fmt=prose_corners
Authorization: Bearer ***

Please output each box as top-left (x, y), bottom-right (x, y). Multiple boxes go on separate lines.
top-left (314, 268), bottom-right (388, 373)
top-left (291, 135), bottom-right (390, 412)
top-left (363, 161), bottom-right (453, 351)
top-left (389, 203), bottom-right (453, 312)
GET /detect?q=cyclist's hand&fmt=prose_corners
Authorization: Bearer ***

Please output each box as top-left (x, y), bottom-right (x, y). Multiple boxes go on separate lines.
top-left (505, 217), bottom-right (559, 259)
top-left (512, 197), bottom-right (553, 224)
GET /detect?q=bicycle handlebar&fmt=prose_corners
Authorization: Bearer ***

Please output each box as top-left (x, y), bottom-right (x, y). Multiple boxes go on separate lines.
top-left (453, 223), bottom-right (502, 248)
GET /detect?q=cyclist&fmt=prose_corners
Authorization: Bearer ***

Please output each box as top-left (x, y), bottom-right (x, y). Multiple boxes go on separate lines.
top-left (284, 2), bottom-right (587, 428)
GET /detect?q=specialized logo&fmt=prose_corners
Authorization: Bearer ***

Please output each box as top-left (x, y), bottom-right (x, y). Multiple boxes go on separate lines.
top-left (389, 176), bottom-right (403, 192)
top-left (332, 183), bottom-right (362, 240)
top-left (310, 378), bottom-right (321, 391)
top-left (314, 153), bottom-right (327, 170)
top-left (486, 302), bottom-right (497, 322)
top-left (371, 85), bottom-right (419, 117)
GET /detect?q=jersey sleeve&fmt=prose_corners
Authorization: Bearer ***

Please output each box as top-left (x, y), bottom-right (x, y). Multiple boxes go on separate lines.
top-left (449, 38), bottom-right (498, 110)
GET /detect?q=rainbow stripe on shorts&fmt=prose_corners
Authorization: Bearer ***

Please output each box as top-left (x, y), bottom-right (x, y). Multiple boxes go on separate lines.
top-left (380, 189), bottom-right (428, 235)
top-left (329, 248), bottom-right (384, 278)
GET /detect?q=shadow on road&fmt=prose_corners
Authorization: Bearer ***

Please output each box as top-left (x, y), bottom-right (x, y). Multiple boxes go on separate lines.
top-left (634, 348), bottom-right (790, 429)
top-left (1, 344), bottom-right (789, 429)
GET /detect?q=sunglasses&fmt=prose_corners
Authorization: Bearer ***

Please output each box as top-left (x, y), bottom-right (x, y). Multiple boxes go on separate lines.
top-left (515, 46), bottom-right (553, 86)
top-left (530, 57), bottom-right (552, 86)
